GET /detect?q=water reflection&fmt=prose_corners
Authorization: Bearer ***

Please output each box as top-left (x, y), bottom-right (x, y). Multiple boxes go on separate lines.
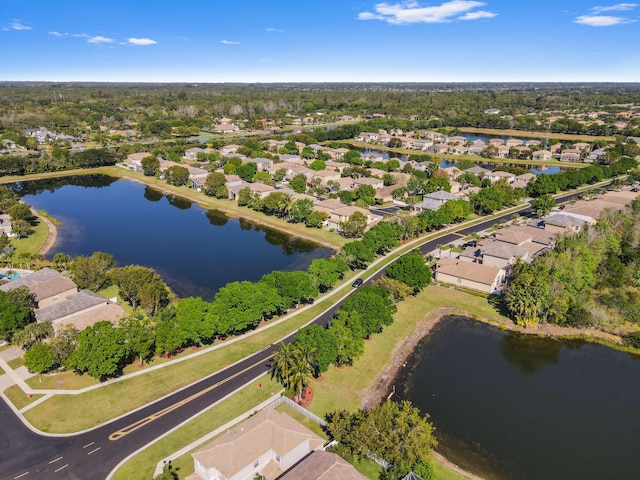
top-left (500, 332), bottom-right (562, 374)
top-left (166, 194), bottom-right (192, 210)
top-left (9, 174), bottom-right (118, 195)
top-left (206, 210), bottom-right (229, 227)
top-left (144, 186), bottom-right (164, 202)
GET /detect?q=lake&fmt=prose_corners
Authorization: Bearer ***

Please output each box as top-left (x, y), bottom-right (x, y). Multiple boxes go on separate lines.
top-left (13, 175), bottom-right (332, 300)
top-left (396, 317), bottom-right (640, 480)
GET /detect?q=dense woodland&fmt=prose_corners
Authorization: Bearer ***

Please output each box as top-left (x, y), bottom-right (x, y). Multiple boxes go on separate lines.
top-left (504, 196), bottom-right (640, 336)
top-left (2, 83), bottom-right (640, 138)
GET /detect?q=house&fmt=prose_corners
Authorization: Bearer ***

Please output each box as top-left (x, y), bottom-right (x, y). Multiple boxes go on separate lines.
top-left (213, 123), bottom-right (239, 133)
top-left (431, 143), bottom-right (450, 154)
top-left (448, 136), bottom-right (467, 145)
top-left (484, 108), bottom-right (501, 115)
top-left (544, 213), bottom-right (589, 233)
top-left (0, 268), bottom-right (78, 309)
top-left (34, 290), bottom-right (127, 333)
top-left (560, 149), bottom-right (581, 162)
top-left (327, 206), bottom-right (380, 231)
top-left (411, 139), bottom-right (433, 151)
top-left (450, 145), bottom-right (469, 155)
top-left (435, 258), bottom-right (505, 294)
top-left (505, 138), bottom-right (523, 147)
top-left (440, 166), bottom-right (462, 180)
top-left (361, 152), bottom-right (386, 163)
top-left (187, 408), bottom-right (325, 480)
top-left (487, 171), bottom-right (516, 184)
top-left (353, 177), bottom-right (384, 190)
top-left (496, 145), bottom-right (510, 158)
top-left (467, 142), bottom-right (486, 156)
top-left (532, 150), bottom-right (552, 161)
top-left (278, 451), bottom-right (367, 480)
top-left (511, 172), bottom-right (536, 189)
top-left (414, 191), bottom-right (459, 212)
top-left (248, 183), bottom-right (276, 199)
top-left (587, 148), bottom-right (606, 163)
top-left (356, 132), bottom-right (380, 143)
top-left (124, 152), bottom-right (152, 173)
top-left (312, 170), bottom-right (341, 185)
top-left (463, 166), bottom-right (492, 177)
top-left (479, 240), bottom-right (531, 268)
top-left (220, 144), bottom-right (242, 155)
top-left (184, 147), bottom-right (205, 161)
top-left (549, 143), bottom-right (563, 154)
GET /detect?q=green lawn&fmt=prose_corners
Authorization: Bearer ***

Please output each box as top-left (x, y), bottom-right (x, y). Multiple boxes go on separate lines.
top-left (3, 385), bottom-right (44, 410)
top-left (456, 126), bottom-right (616, 142)
top-left (110, 376), bottom-right (282, 480)
top-left (7, 357), bottom-right (24, 369)
top-left (11, 220), bottom-right (49, 256)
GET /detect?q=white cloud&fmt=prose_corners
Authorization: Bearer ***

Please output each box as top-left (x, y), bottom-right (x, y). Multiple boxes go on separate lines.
top-left (88, 35), bottom-right (114, 44)
top-left (49, 31), bottom-right (65, 37)
top-left (221, 39), bottom-right (241, 44)
top-left (592, 3), bottom-right (638, 13)
top-left (575, 14), bottom-right (635, 25)
top-left (266, 27), bottom-right (284, 32)
top-left (3, 19), bottom-right (31, 31)
top-left (127, 37), bottom-right (157, 46)
top-left (458, 10), bottom-right (497, 20)
top-left (357, 0), bottom-right (497, 24)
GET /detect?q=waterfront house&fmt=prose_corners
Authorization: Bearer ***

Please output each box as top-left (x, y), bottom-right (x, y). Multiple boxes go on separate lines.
top-left (213, 123), bottom-right (239, 133)
top-left (560, 149), bottom-right (581, 162)
top-left (532, 150), bottom-right (552, 161)
top-left (186, 408), bottom-right (325, 480)
top-left (435, 257), bottom-right (505, 294)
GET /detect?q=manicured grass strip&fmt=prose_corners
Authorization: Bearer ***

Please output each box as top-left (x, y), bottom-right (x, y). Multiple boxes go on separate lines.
top-left (110, 377), bottom-right (282, 480)
top-left (456, 126), bottom-right (616, 143)
top-left (309, 284), bottom-right (509, 417)
top-left (3, 385), bottom-right (44, 410)
top-left (7, 358), bottom-right (24, 369)
top-left (23, 294), bottom-right (339, 432)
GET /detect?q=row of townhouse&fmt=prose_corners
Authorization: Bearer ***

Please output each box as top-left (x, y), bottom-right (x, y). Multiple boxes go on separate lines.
top-left (434, 187), bottom-right (640, 294)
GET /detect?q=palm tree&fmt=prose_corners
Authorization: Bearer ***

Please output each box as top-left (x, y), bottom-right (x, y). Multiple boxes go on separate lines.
top-left (277, 194), bottom-right (293, 220)
top-left (271, 343), bottom-right (297, 391)
top-left (290, 344), bottom-right (317, 401)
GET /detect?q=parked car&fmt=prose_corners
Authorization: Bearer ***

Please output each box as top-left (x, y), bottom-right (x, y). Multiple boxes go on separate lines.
top-left (352, 278), bottom-right (364, 288)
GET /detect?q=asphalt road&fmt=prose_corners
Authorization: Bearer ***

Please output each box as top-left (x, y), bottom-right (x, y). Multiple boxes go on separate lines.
top-left (0, 190), bottom-right (587, 480)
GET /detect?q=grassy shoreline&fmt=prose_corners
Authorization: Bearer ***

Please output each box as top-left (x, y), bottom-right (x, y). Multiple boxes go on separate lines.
top-left (456, 126), bottom-right (616, 142)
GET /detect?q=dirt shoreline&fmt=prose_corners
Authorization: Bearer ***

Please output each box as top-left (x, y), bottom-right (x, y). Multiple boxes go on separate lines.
top-left (32, 208), bottom-right (58, 256)
top-left (360, 307), bottom-right (625, 480)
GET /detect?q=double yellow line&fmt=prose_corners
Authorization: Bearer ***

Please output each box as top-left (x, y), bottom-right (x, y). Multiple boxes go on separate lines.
top-left (109, 353), bottom-right (274, 441)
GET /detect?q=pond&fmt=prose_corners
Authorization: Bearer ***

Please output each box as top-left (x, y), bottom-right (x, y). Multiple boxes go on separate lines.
top-left (396, 317), bottom-right (640, 480)
top-left (13, 175), bottom-right (332, 300)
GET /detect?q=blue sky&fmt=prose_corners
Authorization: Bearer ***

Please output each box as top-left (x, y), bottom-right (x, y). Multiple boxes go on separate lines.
top-left (1, 1), bottom-right (639, 82)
